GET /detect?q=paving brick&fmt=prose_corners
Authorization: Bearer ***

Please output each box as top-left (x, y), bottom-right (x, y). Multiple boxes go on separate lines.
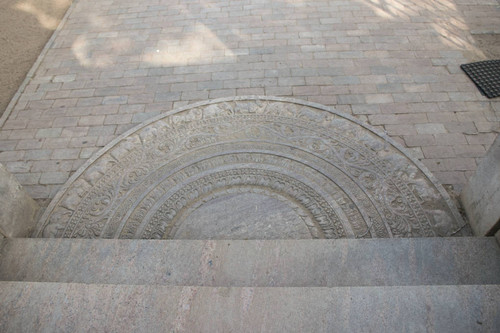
top-left (415, 123), bottom-right (446, 135)
top-left (448, 92), bottom-right (477, 102)
top-left (453, 145), bottom-right (486, 158)
top-left (278, 77), bottom-right (305, 87)
top-left (43, 138), bottom-right (71, 149)
top-left (78, 116), bottom-right (105, 127)
top-left (16, 139), bottom-right (44, 150)
top-left (2, 119), bottom-right (29, 130)
top-left (52, 117), bottom-right (79, 127)
top-left (14, 173), bottom-right (41, 185)
top-left (420, 93), bottom-right (449, 102)
top-left (222, 79), bottom-right (251, 89)
top-left (409, 103), bottom-right (439, 113)
top-left (237, 88), bottom-right (265, 95)
top-left (104, 114), bottom-right (134, 125)
top-left (444, 158), bottom-right (476, 171)
top-left (51, 148), bottom-right (82, 160)
top-left (181, 91), bottom-right (209, 101)
top-left (393, 93), bottom-right (422, 103)
top-left (422, 146), bottom-right (455, 159)
top-left (351, 104), bottom-right (380, 115)
top-left (170, 83), bottom-right (198, 92)
top-left (474, 121), bottom-right (499, 133)
top-left (465, 133), bottom-right (498, 145)
top-left (24, 185), bottom-right (52, 199)
top-left (198, 81), bottom-right (224, 90)
top-left (128, 93), bottom-right (155, 104)
top-left (77, 97), bottom-right (103, 107)
top-left (154, 92), bottom-right (181, 102)
top-left (209, 89), bottom-right (237, 99)
top-left (403, 84), bottom-right (429, 93)
top-left (0, 140), bottom-right (17, 151)
top-left (35, 128), bottom-right (63, 139)
top-left (118, 104), bottom-right (146, 114)
top-left (308, 95), bottom-right (338, 105)
top-left (421, 159), bottom-right (448, 172)
top-left (132, 111), bottom-right (162, 123)
top-left (305, 76), bottom-right (335, 85)
top-left (97, 136), bottom-right (116, 147)
top-left (102, 96), bottom-right (128, 105)
top-left (331, 76), bottom-right (360, 85)
top-left (265, 87), bottom-right (292, 96)
top-left (404, 135), bottom-right (436, 147)
top-left (433, 133), bottom-right (466, 146)
top-left (426, 113), bottom-right (457, 123)
top-left (432, 171), bottom-right (467, 185)
top-left (376, 83), bottom-right (404, 93)
top-left (25, 149), bottom-right (52, 160)
top-left (383, 124), bottom-right (416, 136)
top-left (52, 98), bottom-right (78, 109)
top-left (91, 104), bottom-right (121, 116)
top-left (365, 94), bottom-right (394, 104)
top-left (7, 129), bottom-right (37, 140)
top-left (68, 137), bottom-right (99, 148)
top-left (45, 90), bottom-right (70, 99)
top-left (4, 161), bottom-right (32, 173)
top-left (337, 95), bottom-right (366, 105)
top-left (292, 86), bottom-right (321, 96)
top-left (88, 125), bottom-right (117, 137)
top-left (31, 160), bottom-right (73, 173)
top-left (368, 113), bottom-right (427, 126)
top-left (115, 124), bottom-right (137, 135)
top-left (40, 172), bottom-right (70, 185)
top-left (443, 122), bottom-right (478, 135)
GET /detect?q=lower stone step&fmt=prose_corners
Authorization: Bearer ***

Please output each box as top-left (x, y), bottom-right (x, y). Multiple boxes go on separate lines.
top-left (1, 237), bottom-right (499, 286)
top-left (0, 282), bottom-right (498, 332)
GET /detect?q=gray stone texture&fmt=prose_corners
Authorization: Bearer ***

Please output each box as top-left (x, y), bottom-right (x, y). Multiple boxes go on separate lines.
top-left (1, 238), bottom-right (499, 287)
top-left (0, 283), bottom-right (498, 332)
top-left (0, 163), bottom-right (39, 237)
top-left (461, 134), bottom-right (500, 236)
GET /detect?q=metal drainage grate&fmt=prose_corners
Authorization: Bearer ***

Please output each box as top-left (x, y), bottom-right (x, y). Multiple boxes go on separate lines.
top-left (461, 60), bottom-right (500, 99)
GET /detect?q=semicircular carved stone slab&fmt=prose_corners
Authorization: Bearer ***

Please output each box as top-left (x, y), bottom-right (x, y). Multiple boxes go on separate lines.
top-left (35, 97), bottom-right (467, 239)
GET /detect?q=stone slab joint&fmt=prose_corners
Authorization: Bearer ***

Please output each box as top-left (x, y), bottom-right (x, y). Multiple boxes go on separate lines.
top-left (461, 134), bottom-right (500, 236)
top-left (0, 163), bottom-right (39, 237)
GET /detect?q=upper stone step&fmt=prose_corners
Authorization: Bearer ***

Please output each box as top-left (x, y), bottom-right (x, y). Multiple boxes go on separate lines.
top-left (0, 282), bottom-right (498, 332)
top-left (1, 237), bottom-right (499, 287)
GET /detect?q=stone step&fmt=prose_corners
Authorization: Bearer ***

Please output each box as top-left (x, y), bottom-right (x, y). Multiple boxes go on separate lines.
top-left (1, 237), bottom-right (499, 287)
top-left (0, 282), bottom-right (498, 332)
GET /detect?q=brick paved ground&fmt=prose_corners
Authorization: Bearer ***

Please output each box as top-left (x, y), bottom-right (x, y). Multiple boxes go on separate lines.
top-left (0, 0), bottom-right (499, 203)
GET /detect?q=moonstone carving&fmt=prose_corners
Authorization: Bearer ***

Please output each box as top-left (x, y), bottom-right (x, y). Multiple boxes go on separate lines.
top-left (35, 97), bottom-right (466, 239)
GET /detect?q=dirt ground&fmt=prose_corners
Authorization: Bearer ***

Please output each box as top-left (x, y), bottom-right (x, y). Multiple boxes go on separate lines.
top-left (0, 0), bottom-right (71, 118)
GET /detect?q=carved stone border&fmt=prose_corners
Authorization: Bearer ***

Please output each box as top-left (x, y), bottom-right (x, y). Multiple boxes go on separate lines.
top-left (34, 96), bottom-right (465, 236)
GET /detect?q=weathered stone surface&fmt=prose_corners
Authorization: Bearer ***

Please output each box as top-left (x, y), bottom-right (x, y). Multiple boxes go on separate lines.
top-left (0, 282), bottom-right (498, 332)
top-left (35, 97), bottom-right (466, 239)
top-left (0, 163), bottom-right (39, 237)
top-left (1, 238), bottom-right (499, 286)
top-left (461, 134), bottom-right (500, 236)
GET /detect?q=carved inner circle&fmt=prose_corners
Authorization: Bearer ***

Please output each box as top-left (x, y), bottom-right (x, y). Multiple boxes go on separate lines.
top-left (171, 190), bottom-right (314, 239)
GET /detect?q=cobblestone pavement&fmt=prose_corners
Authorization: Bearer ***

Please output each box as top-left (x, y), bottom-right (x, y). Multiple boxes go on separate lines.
top-left (0, 0), bottom-right (499, 202)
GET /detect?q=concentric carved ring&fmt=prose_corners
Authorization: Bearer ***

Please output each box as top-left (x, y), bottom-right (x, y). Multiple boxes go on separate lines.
top-left (35, 97), bottom-right (466, 239)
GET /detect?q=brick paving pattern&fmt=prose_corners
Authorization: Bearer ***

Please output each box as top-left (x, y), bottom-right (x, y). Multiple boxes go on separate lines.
top-left (0, 0), bottom-right (499, 202)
